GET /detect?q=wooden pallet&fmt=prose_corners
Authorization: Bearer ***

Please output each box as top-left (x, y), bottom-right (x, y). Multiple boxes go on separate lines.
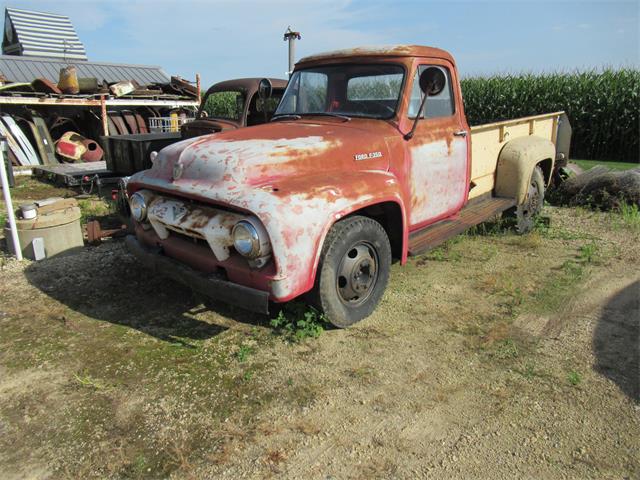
top-left (408, 196), bottom-right (516, 256)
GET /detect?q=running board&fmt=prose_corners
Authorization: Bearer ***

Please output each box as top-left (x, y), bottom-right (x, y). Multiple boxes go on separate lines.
top-left (408, 197), bottom-right (516, 256)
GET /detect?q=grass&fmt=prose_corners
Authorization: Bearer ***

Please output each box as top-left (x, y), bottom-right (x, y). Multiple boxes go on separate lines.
top-left (235, 344), bottom-right (254, 362)
top-left (73, 371), bottom-right (110, 390)
top-left (567, 370), bottom-right (582, 386)
top-left (515, 362), bottom-right (549, 381)
top-left (572, 160), bottom-right (638, 171)
top-left (0, 204), bottom-right (632, 477)
top-left (493, 338), bottom-right (519, 360)
top-left (77, 198), bottom-right (114, 223)
top-left (617, 203), bottom-right (640, 232)
top-left (578, 242), bottom-right (600, 263)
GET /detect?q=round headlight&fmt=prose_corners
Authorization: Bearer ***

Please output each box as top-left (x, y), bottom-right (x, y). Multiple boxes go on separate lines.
top-left (129, 192), bottom-right (148, 222)
top-left (232, 220), bottom-right (260, 258)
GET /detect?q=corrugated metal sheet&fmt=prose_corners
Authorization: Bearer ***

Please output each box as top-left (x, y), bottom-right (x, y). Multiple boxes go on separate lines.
top-left (0, 55), bottom-right (170, 84)
top-left (3, 7), bottom-right (87, 61)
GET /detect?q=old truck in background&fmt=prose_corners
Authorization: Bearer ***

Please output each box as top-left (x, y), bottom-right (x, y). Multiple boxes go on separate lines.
top-left (124, 45), bottom-right (571, 327)
top-left (109, 77), bottom-right (286, 212)
top-left (108, 77), bottom-right (288, 175)
top-left (181, 77), bottom-right (288, 138)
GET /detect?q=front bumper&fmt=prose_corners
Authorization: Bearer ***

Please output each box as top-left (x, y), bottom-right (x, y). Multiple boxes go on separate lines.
top-left (125, 235), bottom-right (270, 314)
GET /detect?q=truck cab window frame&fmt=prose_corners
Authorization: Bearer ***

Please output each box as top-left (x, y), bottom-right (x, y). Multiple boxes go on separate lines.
top-left (407, 65), bottom-right (455, 119)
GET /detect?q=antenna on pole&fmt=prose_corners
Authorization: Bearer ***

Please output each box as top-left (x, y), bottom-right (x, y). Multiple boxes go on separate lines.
top-left (283, 26), bottom-right (301, 77)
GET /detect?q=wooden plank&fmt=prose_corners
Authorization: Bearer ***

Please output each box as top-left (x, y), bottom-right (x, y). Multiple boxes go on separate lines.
top-left (0, 121), bottom-right (29, 165)
top-left (29, 114), bottom-right (58, 165)
top-left (408, 197), bottom-right (516, 256)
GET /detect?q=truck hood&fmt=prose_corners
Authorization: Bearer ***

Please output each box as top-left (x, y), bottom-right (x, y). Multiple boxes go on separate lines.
top-left (131, 119), bottom-right (393, 191)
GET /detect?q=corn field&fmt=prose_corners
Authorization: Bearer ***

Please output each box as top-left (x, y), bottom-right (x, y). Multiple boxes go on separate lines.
top-left (461, 68), bottom-right (640, 162)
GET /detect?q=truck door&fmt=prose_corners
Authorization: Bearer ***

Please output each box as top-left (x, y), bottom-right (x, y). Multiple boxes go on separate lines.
top-left (406, 63), bottom-right (469, 228)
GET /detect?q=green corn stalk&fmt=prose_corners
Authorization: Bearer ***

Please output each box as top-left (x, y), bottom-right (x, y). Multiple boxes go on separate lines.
top-left (461, 68), bottom-right (640, 162)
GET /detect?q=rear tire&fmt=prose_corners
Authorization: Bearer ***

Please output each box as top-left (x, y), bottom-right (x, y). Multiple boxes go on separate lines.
top-left (516, 166), bottom-right (545, 234)
top-left (315, 216), bottom-right (391, 328)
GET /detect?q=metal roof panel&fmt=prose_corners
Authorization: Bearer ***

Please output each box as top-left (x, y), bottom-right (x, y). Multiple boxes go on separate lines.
top-left (3, 7), bottom-right (88, 61)
top-left (0, 55), bottom-right (171, 84)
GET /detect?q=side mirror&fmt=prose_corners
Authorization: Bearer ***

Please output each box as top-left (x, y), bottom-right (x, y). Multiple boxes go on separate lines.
top-left (258, 78), bottom-right (273, 100)
top-left (419, 67), bottom-right (446, 96)
top-left (404, 67), bottom-right (447, 141)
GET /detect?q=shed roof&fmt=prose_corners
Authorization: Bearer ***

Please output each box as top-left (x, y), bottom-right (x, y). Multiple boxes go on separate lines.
top-left (0, 54), bottom-right (171, 85)
top-left (2, 7), bottom-right (87, 61)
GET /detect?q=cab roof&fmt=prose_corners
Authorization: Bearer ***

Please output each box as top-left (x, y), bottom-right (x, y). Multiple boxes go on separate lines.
top-left (209, 77), bottom-right (288, 93)
top-left (297, 45), bottom-right (454, 66)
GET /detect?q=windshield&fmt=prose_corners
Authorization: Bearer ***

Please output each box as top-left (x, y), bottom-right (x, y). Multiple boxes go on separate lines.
top-left (274, 64), bottom-right (404, 119)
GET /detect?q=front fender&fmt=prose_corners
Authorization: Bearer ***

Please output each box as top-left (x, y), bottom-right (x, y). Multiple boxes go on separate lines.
top-left (259, 171), bottom-right (405, 302)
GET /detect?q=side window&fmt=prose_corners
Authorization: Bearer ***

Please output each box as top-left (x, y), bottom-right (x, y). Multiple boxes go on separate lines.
top-left (408, 65), bottom-right (454, 119)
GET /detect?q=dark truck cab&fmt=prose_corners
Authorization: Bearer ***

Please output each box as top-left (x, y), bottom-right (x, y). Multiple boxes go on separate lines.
top-left (181, 77), bottom-right (288, 138)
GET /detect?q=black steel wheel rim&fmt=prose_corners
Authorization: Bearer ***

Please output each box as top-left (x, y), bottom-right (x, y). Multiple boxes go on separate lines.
top-left (336, 241), bottom-right (379, 307)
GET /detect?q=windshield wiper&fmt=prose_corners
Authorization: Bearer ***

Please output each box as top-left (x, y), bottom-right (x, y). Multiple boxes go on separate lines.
top-left (271, 113), bottom-right (302, 121)
top-left (301, 112), bottom-right (351, 122)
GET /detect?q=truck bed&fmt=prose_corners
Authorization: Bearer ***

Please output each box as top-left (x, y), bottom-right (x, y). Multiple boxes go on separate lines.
top-left (408, 111), bottom-right (564, 256)
top-left (468, 111), bottom-right (564, 200)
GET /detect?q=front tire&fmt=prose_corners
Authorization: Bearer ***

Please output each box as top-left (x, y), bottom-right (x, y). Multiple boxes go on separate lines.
top-left (315, 216), bottom-right (391, 328)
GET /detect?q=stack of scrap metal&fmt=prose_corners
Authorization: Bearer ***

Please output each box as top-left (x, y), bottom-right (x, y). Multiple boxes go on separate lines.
top-left (0, 71), bottom-right (198, 100)
top-left (0, 7), bottom-right (198, 172)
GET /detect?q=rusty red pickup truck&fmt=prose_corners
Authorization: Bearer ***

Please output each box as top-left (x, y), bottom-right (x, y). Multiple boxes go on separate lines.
top-left (125, 45), bottom-right (571, 327)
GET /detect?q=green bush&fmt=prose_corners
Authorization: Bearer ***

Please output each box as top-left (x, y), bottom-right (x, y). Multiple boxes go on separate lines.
top-left (461, 68), bottom-right (640, 162)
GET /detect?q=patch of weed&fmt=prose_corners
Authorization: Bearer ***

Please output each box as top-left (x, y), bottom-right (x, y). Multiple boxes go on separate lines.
top-left (77, 198), bottom-right (113, 223)
top-left (467, 215), bottom-right (512, 237)
top-left (617, 202), bottom-right (640, 232)
top-left (493, 338), bottom-right (519, 360)
top-left (528, 256), bottom-right (587, 314)
top-left (347, 365), bottom-right (377, 384)
top-left (270, 303), bottom-right (327, 342)
top-left (507, 231), bottom-right (543, 249)
top-left (235, 345), bottom-right (253, 362)
top-left (422, 237), bottom-right (463, 263)
top-left (515, 362), bottom-right (549, 381)
top-left (74, 371), bottom-right (109, 390)
top-left (578, 243), bottom-right (599, 263)
top-left (567, 370), bottom-right (582, 386)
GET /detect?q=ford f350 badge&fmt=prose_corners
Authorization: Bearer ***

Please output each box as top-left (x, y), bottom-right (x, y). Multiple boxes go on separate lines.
top-left (354, 151), bottom-right (383, 161)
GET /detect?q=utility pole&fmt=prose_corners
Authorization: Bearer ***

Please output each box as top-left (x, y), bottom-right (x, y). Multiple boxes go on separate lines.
top-left (283, 26), bottom-right (301, 77)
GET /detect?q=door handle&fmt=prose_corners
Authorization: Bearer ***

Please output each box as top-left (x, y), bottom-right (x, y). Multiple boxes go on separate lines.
top-left (453, 130), bottom-right (467, 137)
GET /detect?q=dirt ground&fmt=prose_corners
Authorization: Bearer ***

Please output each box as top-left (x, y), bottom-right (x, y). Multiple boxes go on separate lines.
top-left (0, 178), bottom-right (638, 479)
